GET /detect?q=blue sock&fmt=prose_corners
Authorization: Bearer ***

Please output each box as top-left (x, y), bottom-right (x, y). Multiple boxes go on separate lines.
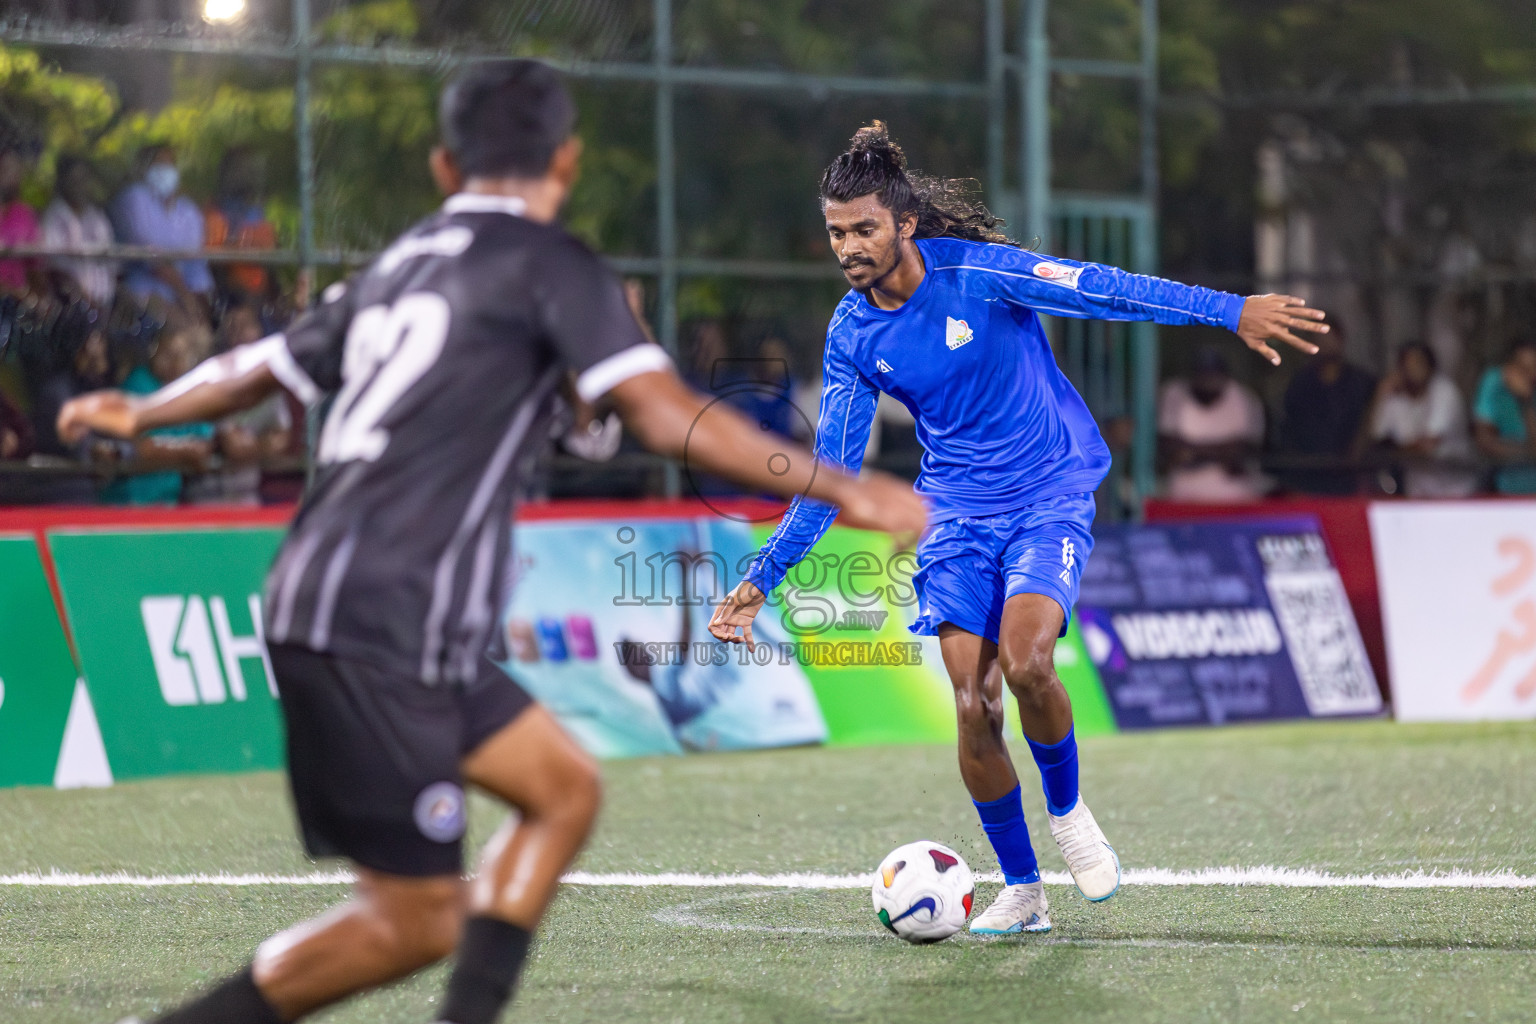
top-left (972, 785), bottom-right (1040, 885)
top-left (1026, 727), bottom-right (1080, 816)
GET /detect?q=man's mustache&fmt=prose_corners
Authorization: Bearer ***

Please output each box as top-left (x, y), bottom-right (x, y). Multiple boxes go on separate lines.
top-left (840, 258), bottom-right (875, 270)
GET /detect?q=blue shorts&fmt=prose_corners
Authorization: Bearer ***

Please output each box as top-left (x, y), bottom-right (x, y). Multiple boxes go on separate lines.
top-left (908, 493), bottom-right (1095, 645)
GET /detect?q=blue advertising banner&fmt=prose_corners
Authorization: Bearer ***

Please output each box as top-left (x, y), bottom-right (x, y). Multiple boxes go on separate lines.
top-left (1077, 517), bottom-right (1382, 729)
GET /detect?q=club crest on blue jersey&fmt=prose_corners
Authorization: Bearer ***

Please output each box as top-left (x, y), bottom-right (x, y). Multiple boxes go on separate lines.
top-left (413, 781), bottom-right (467, 843)
top-left (944, 316), bottom-right (974, 350)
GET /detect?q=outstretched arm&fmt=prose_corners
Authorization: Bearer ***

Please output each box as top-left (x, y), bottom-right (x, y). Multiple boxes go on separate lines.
top-left (959, 246), bottom-right (1329, 365)
top-left (606, 367), bottom-right (913, 541)
top-left (57, 337), bottom-right (288, 444)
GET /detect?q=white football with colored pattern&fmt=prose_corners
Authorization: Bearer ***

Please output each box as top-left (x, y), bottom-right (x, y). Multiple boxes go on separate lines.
top-left (871, 840), bottom-right (975, 943)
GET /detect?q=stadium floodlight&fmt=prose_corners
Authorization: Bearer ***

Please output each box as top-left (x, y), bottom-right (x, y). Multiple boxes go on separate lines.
top-left (203, 0), bottom-right (246, 24)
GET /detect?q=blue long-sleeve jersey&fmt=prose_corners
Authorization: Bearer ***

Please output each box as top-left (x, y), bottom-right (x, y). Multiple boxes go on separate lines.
top-left (743, 236), bottom-right (1246, 595)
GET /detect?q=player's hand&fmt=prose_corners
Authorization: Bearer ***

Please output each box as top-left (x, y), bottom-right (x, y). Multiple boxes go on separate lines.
top-left (1236, 294), bottom-right (1329, 366)
top-left (709, 580), bottom-right (766, 649)
top-left (57, 390), bottom-right (141, 445)
top-left (834, 471), bottom-right (927, 548)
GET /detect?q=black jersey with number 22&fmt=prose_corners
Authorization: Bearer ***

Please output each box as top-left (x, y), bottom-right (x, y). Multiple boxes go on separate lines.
top-left (262, 193), bottom-right (664, 685)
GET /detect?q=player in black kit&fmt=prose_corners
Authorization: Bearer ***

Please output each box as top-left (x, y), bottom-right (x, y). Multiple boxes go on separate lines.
top-left (60, 60), bottom-right (926, 1024)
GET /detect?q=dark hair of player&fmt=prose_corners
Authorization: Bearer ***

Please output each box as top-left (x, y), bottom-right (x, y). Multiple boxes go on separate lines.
top-left (819, 121), bottom-right (1019, 247)
top-left (439, 58), bottom-right (577, 179)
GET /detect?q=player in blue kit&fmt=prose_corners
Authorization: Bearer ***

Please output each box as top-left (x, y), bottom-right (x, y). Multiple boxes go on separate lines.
top-left (709, 123), bottom-right (1329, 934)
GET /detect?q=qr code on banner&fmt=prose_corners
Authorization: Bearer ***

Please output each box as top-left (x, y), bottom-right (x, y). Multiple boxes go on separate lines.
top-left (1265, 570), bottom-right (1382, 716)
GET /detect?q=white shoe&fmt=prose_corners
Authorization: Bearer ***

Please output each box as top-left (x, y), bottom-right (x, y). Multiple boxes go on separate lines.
top-left (967, 881), bottom-right (1052, 935)
top-left (1049, 797), bottom-right (1121, 902)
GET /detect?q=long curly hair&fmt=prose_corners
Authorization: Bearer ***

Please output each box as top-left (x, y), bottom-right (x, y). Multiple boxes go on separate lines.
top-left (818, 121), bottom-right (1019, 247)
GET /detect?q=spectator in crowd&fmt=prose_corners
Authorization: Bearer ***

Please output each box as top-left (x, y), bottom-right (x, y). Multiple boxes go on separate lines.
top-left (1473, 340), bottom-right (1536, 495)
top-left (0, 387), bottom-right (32, 460)
top-left (0, 142), bottom-right (46, 302)
top-left (1277, 321), bottom-right (1376, 494)
top-left (27, 307), bottom-right (114, 503)
top-left (1367, 341), bottom-right (1478, 498)
top-left (185, 299), bottom-right (291, 505)
top-left (112, 143), bottom-right (213, 316)
top-left (41, 155), bottom-right (117, 311)
top-left (204, 146), bottom-right (277, 303)
top-left (738, 336), bottom-right (797, 440)
top-left (684, 319), bottom-right (737, 392)
top-left (1157, 346), bottom-right (1268, 502)
top-left (100, 312), bottom-right (215, 505)
top-left (28, 307), bottom-right (112, 458)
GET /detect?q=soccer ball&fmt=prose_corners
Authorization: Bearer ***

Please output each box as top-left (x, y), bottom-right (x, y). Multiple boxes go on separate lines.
top-left (871, 840), bottom-right (975, 943)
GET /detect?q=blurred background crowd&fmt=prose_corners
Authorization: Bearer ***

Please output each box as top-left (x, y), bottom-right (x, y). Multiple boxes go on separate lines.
top-left (0, 0), bottom-right (1534, 510)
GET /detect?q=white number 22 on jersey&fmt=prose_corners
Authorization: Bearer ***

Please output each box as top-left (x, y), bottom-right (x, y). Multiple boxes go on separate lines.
top-left (317, 292), bottom-right (450, 464)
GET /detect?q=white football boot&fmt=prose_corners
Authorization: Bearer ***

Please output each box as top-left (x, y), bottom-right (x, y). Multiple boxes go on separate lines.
top-left (1049, 797), bottom-right (1121, 901)
top-left (967, 880), bottom-right (1052, 935)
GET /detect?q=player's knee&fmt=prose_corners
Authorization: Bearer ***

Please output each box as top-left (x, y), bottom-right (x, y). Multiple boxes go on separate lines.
top-left (563, 749), bottom-right (603, 826)
top-left (371, 879), bottom-right (465, 966)
top-left (540, 745), bottom-right (601, 832)
top-left (998, 642), bottom-right (1056, 701)
top-left (951, 678), bottom-right (1003, 735)
top-left (414, 898), bottom-right (466, 963)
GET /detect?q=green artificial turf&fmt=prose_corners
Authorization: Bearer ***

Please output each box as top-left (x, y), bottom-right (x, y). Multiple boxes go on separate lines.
top-left (1, 719), bottom-right (1532, 1023)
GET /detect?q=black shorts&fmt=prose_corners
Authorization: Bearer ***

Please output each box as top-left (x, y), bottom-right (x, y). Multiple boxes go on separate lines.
top-left (269, 643), bottom-right (534, 877)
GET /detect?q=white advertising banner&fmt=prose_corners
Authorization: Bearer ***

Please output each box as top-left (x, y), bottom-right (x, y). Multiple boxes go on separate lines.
top-left (1370, 501), bottom-right (1536, 722)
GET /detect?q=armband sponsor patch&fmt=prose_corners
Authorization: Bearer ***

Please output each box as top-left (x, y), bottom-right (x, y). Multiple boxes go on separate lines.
top-left (1032, 261), bottom-right (1082, 289)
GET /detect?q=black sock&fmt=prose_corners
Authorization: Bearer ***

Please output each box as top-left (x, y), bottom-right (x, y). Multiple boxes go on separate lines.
top-left (152, 966), bottom-right (283, 1024)
top-left (438, 916), bottom-right (534, 1024)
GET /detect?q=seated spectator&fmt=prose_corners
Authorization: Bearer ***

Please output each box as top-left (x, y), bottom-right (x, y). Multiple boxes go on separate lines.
top-left (0, 142), bottom-right (46, 302)
top-left (1158, 346), bottom-right (1268, 502)
top-left (26, 307), bottom-right (115, 503)
top-left (185, 300), bottom-right (291, 505)
top-left (41, 155), bottom-right (117, 311)
top-left (737, 337), bottom-right (797, 440)
top-left (111, 143), bottom-right (213, 316)
top-left (205, 147), bottom-right (278, 304)
top-left (1473, 340), bottom-right (1536, 495)
top-left (100, 313), bottom-right (215, 505)
top-left (0, 387), bottom-right (32, 460)
top-left (1277, 323), bottom-right (1376, 494)
top-left (29, 307), bottom-right (112, 458)
top-left (1367, 342), bottom-right (1477, 498)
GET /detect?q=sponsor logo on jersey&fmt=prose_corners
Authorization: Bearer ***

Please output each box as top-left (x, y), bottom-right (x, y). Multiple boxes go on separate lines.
top-left (141, 595), bottom-right (277, 706)
top-left (876, 357), bottom-right (894, 373)
top-left (1110, 609), bottom-right (1283, 660)
top-left (945, 316), bottom-right (974, 350)
top-left (1032, 261), bottom-right (1082, 289)
top-left (414, 781), bottom-right (467, 842)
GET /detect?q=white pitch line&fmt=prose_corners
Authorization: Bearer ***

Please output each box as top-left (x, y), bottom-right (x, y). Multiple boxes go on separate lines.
top-left (1, 866), bottom-right (1533, 890)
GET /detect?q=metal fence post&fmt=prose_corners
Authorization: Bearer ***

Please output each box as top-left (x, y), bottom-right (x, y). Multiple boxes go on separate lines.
top-left (293, 0), bottom-right (315, 287)
top-left (654, 0), bottom-right (681, 497)
top-left (1022, 0), bottom-right (1050, 250)
top-left (984, 0), bottom-right (1005, 210)
top-left (1131, 0), bottom-right (1160, 512)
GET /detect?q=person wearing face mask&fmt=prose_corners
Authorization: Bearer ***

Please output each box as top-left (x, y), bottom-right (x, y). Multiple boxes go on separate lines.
top-left (204, 146), bottom-right (277, 303)
top-left (41, 154), bottom-right (119, 311)
top-left (1157, 345), bottom-right (1269, 501)
top-left (111, 143), bottom-right (213, 314)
